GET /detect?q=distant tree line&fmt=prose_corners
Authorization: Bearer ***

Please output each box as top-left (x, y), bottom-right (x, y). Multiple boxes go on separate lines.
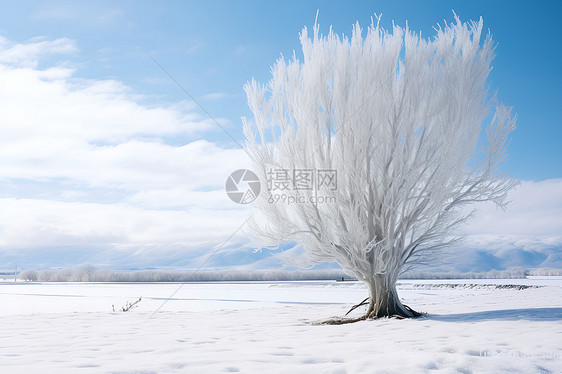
top-left (14, 265), bottom-right (562, 282)
top-left (401, 268), bottom-right (529, 279)
top-left (18, 265), bottom-right (349, 282)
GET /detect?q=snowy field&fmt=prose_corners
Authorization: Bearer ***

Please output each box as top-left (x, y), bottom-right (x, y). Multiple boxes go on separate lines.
top-left (0, 278), bottom-right (561, 373)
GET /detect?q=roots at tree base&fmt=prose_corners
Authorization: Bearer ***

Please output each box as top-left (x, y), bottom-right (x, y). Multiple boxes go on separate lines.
top-left (318, 301), bottom-right (424, 325)
top-left (317, 276), bottom-right (425, 325)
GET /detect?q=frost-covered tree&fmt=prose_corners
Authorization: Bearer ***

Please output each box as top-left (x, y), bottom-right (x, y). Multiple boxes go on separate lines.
top-left (242, 14), bottom-right (517, 320)
top-left (20, 269), bottom-right (38, 282)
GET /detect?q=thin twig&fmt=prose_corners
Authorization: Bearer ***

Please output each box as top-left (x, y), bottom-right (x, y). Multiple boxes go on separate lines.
top-left (344, 297), bottom-right (370, 316)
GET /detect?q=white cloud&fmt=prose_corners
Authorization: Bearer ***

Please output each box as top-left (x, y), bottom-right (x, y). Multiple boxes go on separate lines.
top-left (438, 179), bottom-right (562, 271)
top-left (0, 38), bottom-right (243, 192)
top-left (0, 65), bottom-right (216, 144)
top-left (0, 35), bottom-right (251, 266)
top-left (202, 92), bottom-right (236, 101)
top-left (0, 139), bottom-right (247, 191)
top-left (0, 198), bottom-right (249, 250)
top-left (0, 36), bottom-right (77, 67)
top-left (461, 179), bottom-right (562, 238)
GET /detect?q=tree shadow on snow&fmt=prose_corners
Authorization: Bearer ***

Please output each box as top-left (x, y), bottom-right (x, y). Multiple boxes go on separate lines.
top-left (429, 307), bottom-right (562, 322)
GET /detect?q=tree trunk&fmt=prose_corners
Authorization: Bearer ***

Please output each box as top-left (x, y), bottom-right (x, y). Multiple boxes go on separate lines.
top-left (364, 274), bottom-right (421, 319)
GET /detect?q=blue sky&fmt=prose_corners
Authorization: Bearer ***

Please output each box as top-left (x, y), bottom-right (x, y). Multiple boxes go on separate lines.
top-left (1, 0), bottom-right (560, 179)
top-left (0, 1), bottom-right (560, 271)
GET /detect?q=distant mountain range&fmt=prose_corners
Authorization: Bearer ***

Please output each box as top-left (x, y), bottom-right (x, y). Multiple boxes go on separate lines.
top-left (1, 239), bottom-right (560, 275)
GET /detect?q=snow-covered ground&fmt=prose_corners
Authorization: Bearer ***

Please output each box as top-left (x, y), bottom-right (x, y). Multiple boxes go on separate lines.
top-left (0, 278), bottom-right (561, 373)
